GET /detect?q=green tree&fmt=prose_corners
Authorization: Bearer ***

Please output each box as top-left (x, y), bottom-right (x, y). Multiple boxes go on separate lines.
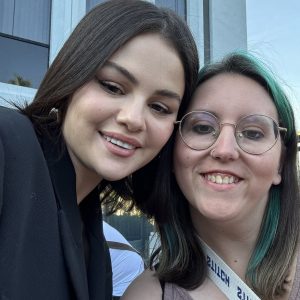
top-left (8, 74), bottom-right (32, 87)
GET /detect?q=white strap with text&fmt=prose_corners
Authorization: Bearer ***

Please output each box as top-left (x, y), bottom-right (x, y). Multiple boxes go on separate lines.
top-left (200, 238), bottom-right (261, 300)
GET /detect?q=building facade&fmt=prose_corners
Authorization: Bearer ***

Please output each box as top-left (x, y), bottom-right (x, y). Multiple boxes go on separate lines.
top-left (0, 0), bottom-right (247, 106)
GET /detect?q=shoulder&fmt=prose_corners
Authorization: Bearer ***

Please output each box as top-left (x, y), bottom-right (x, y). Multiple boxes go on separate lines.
top-left (103, 221), bottom-right (130, 245)
top-left (110, 249), bottom-right (144, 277)
top-left (0, 106), bottom-right (35, 139)
top-left (0, 106), bottom-right (45, 169)
top-left (0, 106), bottom-right (29, 124)
top-left (121, 268), bottom-right (162, 300)
top-left (110, 245), bottom-right (143, 262)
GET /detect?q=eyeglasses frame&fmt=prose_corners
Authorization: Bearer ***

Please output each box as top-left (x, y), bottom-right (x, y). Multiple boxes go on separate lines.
top-left (174, 110), bottom-right (287, 155)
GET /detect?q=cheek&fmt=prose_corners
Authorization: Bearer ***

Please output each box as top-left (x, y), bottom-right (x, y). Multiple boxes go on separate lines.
top-left (148, 121), bottom-right (175, 149)
top-left (173, 146), bottom-right (195, 203)
top-left (253, 153), bottom-right (282, 186)
top-left (62, 100), bottom-right (89, 146)
top-left (62, 116), bottom-right (80, 152)
top-left (62, 110), bottom-right (75, 143)
top-left (174, 153), bottom-right (192, 170)
top-left (173, 140), bottom-right (192, 177)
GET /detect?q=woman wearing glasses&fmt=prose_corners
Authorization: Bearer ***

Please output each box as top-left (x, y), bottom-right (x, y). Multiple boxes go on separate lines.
top-left (123, 52), bottom-right (300, 300)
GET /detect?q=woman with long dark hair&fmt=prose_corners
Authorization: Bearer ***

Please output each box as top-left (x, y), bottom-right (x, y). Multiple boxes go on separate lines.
top-left (0, 1), bottom-right (199, 299)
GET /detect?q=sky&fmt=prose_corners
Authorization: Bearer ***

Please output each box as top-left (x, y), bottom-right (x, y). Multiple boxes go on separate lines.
top-left (246, 0), bottom-right (300, 129)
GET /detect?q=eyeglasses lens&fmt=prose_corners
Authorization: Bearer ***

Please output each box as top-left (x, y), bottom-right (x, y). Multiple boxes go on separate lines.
top-left (179, 112), bottom-right (279, 154)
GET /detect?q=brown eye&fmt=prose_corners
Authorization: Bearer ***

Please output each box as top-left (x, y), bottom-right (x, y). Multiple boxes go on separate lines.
top-left (192, 124), bottom-right (215, 135)
top-left (149, 102), bottom-right (171, 115)
top-left (240, 129), bottom-right (264, 140)
top-left (96, 79), bottom-right (124, 95)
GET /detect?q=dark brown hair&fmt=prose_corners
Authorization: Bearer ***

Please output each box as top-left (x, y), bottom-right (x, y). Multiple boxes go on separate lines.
top-left (20, 0), bottom-right (199, 210)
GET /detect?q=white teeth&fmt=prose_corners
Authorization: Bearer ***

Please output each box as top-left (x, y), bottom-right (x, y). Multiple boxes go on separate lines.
top-left (206, 174), bottom-right (237, 184)
top-left (216, 175), bottom-right (222, 184)
top-left (222, 176), bottom-right (229, 184)
top-left (103, 135), bottom-right (135, 150)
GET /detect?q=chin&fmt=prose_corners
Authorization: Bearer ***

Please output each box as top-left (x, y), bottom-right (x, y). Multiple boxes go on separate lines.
top-left (103, 173), bottom-right (128, 181)
top-left (199, 207), bottom-right (238, 222)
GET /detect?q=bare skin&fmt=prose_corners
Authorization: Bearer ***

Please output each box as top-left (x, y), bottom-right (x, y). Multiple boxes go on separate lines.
top-left (122, 256), bottom-right (297, 300)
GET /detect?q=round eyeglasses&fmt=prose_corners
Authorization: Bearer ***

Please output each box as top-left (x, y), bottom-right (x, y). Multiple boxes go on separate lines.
top-left (175, 111), bottom-right (287, 155)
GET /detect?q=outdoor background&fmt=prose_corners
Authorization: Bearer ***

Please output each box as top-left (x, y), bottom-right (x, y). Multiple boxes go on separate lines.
top-left (247, 0), bottom-right (300, 129)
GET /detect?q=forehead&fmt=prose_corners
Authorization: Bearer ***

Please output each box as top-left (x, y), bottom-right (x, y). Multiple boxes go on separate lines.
top-left (109, 32), bottom-right (181, 68)
top-left (104, 32), bottom-right (185, 96)
top-left (189, 73), bottom-right (279, 120)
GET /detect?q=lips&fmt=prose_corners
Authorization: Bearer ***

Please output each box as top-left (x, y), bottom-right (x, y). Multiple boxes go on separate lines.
top-left (100, 131), bottom-right (142, 151)
top-left (103, 135), bottom-right (135, 150)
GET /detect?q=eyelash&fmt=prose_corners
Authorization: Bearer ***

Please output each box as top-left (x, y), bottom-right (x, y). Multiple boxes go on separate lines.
top-left (97, 79), bottom-right (124, 95)
top-left (149, 102), bottom-right (171, 115)
top-left (95, 77), bottom-right (172, 115)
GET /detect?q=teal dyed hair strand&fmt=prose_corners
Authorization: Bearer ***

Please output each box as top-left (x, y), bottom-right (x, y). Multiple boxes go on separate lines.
top-left (236, 51), bottom-right (294, 141)
top-left (246, 185), bottom-right (280, 282)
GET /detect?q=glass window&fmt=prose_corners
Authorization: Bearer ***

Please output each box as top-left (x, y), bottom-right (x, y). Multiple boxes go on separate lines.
top-left (0, 34), bottom-right (49, 89)
top-left (155, 0), bottom-right (186, 20)
top-left (0, 0), bottom-right (50, 88)
top-left (86, 0), bottom-right (106, 12)
top-left (87, 0), bottom-right (186, 19)
top-left (0, 0), bottom-right (51, 44)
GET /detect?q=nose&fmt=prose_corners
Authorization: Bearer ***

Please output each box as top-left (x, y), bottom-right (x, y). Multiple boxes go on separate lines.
top-left (116, 99), bottom-right (146, 132)
top-left (210, 125), bottom-right (239, 161)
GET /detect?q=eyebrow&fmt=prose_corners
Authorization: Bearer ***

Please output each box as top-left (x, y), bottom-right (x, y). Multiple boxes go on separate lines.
top-left (104, 60), bottom-right (182, 102)
top-left (104, 61), bottom-right (138, 84)
top-left (193, 109), bottom-right (218, 117)
top-left (154, 89), bottom-right (182, 102)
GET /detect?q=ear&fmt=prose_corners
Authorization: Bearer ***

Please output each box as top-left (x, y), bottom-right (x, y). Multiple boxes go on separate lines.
top-left (273, 144), bottom-right (286, 185)
top-left (272, 173), bottom-right (282, 185)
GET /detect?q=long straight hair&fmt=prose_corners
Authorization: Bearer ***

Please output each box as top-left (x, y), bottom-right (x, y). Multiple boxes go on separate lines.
top-left (19, 0), bottom-right (199, 210)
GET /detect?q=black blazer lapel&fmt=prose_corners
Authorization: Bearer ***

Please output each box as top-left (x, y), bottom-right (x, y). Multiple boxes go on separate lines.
top-left (41, 137), bottom-right (89, 300)
top-left (58, 209), bottom-right (89, 300)
top-left (80, 188), bottom-right (112, 299)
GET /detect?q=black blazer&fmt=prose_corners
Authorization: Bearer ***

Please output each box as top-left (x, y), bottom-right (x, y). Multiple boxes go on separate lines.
top-left (0, 106), bottom-right (112, 300)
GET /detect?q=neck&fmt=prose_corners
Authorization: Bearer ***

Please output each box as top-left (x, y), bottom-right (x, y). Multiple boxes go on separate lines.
top-left (192, 211), bottom-right (264, 279)
top-left (66, 147), bottom-right (103, 204)
top-left (76, 174), bottom-right (101, 204)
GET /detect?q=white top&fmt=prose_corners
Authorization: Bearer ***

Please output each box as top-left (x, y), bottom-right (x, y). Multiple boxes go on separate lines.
top-left (103, 221), bottom-right (145, 297)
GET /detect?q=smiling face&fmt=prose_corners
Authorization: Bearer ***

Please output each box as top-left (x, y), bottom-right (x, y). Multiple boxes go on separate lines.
top-left (62, 33), bottom-right (185, 195)
top-left (173, 73), bottom-right (282, 227)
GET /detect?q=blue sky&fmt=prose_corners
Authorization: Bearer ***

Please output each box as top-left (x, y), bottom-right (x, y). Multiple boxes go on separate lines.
top-left (246, 0), bottom-right (300, 129)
